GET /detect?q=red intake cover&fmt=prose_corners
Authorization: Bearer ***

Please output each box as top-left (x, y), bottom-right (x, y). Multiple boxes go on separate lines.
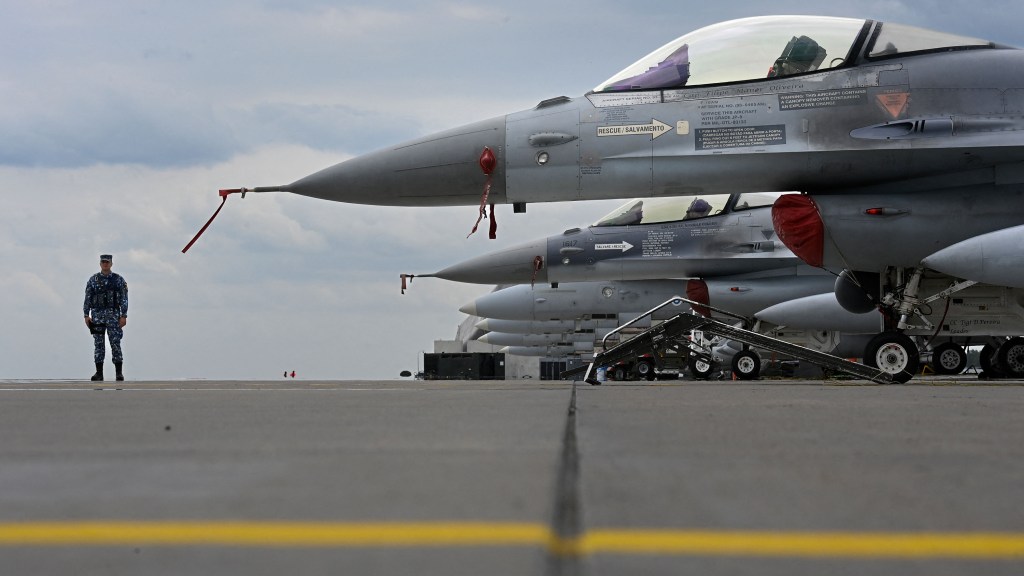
top-left (686, 279), bottom-right (711, 317)
top-left (479, 147), bottom-right (497, 175)
top-left (772, 195), bottom-right (824, 268)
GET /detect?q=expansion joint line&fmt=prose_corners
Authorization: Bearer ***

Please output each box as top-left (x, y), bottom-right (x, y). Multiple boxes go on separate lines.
top-left (546, 381), bottom-right (583, 576)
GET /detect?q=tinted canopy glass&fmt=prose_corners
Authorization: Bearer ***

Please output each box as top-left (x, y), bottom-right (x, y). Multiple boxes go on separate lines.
top-left (595, 16), bottom-right (866, 92)
top-left (592, 195), bottom-right (731, 226)
top-left (867, 22), bottom-right (991, 58)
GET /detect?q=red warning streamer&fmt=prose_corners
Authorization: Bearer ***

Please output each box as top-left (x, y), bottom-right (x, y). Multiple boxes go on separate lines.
top-left (530, 255), bottom-right (544, 288)
top-left (182, 188), bottom-right (246, 254)
top-left (468, 147), bottom-right (497, 239)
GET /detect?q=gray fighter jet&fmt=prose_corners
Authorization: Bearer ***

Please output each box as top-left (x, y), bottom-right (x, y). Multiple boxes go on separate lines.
top-left (421, 192), bottom-right (797, 285)
top-left (223, 16), bottom-right (1022, 215)
top-left (423, 191), bottom-right (884, 377)
top-left (475, 318), bottom-right (619, 334)
top-left (460, 276), bottom-right (835, 322)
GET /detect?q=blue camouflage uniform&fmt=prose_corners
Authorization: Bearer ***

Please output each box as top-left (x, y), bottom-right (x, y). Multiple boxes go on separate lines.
top-left (84, 271), bottom-right (129, 363)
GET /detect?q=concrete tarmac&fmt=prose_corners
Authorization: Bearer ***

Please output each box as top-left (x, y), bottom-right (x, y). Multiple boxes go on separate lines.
top-left (0, 377), bottom-right (1023, 575)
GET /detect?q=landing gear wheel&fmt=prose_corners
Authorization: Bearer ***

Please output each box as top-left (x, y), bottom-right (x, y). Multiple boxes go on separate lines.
top-left (688, 356), bottom-right (714, 380)
top-left (634, 360), bottom-right (656, 381)
top-left (864, 332), bottom-right (919, 384)
top-left (731, 350), bottom-right (761, 380)
top-left (931, 342), bottom-right (967, 375)
top-left (997, 337), bottom-right (1024, 378)
top-left (980, 343), bottom-right (1005, 378)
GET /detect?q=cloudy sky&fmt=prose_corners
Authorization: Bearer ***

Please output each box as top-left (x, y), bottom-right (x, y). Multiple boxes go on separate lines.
top-left (4, 1), bottom-right (1022, 380)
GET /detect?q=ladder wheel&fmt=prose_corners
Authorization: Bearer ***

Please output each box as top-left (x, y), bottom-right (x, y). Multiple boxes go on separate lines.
top-left (689, 356), bottom-right (714, 379)
top-left (731, 350), bottom-right (761, 380)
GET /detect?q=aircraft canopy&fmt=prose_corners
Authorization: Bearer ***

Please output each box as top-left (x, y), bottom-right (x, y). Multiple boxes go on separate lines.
top-left (592, 192), bottom-right (784, 227)
top-left (594, 15), bottom-right (993, 92)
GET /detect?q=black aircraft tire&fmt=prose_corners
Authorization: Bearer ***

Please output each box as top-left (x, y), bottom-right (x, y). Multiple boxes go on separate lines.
top-left (980, 343), bottom-right (1006, 378)
top-left (731, 350), bottom-right (761, 380)
top-left (688, 356), bottom-right (714, 380)
top-left (864, 331), bottom-right (919, 384)
top-left (931, 342), bottom-right (967, 375)
top-left (997, 337), bottom-right (1024, 378)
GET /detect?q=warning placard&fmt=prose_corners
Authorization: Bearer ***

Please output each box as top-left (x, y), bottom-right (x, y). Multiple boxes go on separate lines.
top-left (778, 89), bottom-right (867, 111)
top-left (695, 125), bottom-right (786, 151)
top-left (876, 92), bottom-right (909, 118)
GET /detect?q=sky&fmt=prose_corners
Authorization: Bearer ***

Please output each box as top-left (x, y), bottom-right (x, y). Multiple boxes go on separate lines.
top-left (4, 0), bottom-right (1023, 380)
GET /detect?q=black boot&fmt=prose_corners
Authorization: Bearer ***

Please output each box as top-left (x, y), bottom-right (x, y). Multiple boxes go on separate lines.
top-left (114, 362), bottom-right (124, 382)
top-left (91, 363), bottom-right (104, 381)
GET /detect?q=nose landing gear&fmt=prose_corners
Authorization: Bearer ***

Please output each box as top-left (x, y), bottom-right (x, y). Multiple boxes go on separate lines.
top-left (864, 331), bottom-right (919, 384)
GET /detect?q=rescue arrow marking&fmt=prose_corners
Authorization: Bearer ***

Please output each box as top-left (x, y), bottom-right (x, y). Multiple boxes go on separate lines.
top-left (595, 241), bottom-right (634, 253)
top-left (597, 120), bottom-right (672, 140)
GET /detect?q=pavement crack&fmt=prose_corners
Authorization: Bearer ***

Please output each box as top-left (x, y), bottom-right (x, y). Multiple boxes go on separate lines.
top-left (545, 381), bottom-right (583, 576)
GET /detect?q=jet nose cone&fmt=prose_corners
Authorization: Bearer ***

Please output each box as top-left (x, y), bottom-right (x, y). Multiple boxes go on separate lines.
top-left (434, 239), bottom-right (548, 284)
top-left (756, 293), bottom-right (881, 332)
top-left (462, 285), bottom-right (537, 320)
top-left (287, 115), bottom-right (507, 207)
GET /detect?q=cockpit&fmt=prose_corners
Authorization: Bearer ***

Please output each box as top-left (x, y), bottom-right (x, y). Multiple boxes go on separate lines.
top-left (594, 15), bottom-right (994, 92)
top-left (591, 193), bottom-right (785, 227)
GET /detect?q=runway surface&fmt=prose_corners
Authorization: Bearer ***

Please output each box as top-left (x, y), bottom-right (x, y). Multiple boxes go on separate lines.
top-left (1, 376), bottom-right (1023, 575)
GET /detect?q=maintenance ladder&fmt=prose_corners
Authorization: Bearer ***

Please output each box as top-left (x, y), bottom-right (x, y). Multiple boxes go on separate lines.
top-left (562, 300), bottom-right (892, 385)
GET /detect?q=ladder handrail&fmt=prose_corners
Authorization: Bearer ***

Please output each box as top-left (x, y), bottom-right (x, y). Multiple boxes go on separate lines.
top-left (599, 295), bottom-right (751, 350)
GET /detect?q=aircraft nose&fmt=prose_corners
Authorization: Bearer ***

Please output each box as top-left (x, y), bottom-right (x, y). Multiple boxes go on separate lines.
top-left (433, 239), bottom-right (548, 284)
top-left (459, 286), bottom-right (537, 320)
top-left (458, 300), bottom-right (479, 316)
top-left (286, 115), bottom-right (507, 207)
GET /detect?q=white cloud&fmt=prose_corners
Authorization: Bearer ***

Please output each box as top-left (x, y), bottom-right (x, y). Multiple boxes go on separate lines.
top-left (0, 272), bottom-right (64, 308)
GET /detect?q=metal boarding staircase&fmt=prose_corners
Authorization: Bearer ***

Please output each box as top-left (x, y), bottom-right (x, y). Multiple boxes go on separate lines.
top-left (561, 296), bottom-right (893, 385)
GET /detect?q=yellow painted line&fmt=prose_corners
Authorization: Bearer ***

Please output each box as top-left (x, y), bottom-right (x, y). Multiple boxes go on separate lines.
top-left (578, 529), bottom-right (1024, 559)
top-left (0, 522), bottom-right (550, 548)
top-left (1, 522), bottom-right (1024, 560)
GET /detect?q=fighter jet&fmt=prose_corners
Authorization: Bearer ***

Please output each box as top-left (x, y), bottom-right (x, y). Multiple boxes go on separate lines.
top-left (430, 191), bottom-right (884, 377)
top-left (462, 276), bottom-right (822, 321)
top-left (475, 318), bottom-right (619, 334)
top-left (419, 192), bottom-right (797, 285)
top-left (477, 331), bottom-right (607, 347)
top-left (414, 189), bottom-right (880, 376)
top-left (219, 16), bottom-right (1022, 215)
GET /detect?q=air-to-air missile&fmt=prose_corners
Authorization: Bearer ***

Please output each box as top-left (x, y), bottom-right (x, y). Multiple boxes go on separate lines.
top-left (475, 318), bottom-right (619, 334)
